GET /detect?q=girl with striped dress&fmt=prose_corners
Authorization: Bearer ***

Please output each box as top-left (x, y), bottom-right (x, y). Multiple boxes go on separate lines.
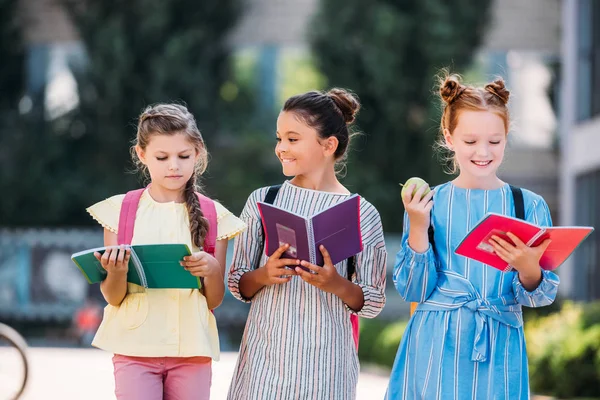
top-left (386, 74), bottom-right (559, 400)
top-left (227, 89), bottom-right (388, 400)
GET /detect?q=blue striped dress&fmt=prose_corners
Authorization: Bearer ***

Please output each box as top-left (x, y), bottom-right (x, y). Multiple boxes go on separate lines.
top-left (386, 182), bottom-right (560, 400)
top-left (227, 181), bottom-right (388, 400)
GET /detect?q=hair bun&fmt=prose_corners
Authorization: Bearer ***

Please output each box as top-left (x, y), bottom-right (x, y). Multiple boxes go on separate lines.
top-left (484, 79), bottom-right (510, 104)
top-left (327, 88), bottom-right (360, 124)
top-left (439, 75), bottom-right (465, 104)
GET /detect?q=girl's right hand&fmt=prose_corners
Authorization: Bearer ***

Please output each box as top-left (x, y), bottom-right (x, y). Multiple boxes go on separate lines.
top-left (260, 244), bottom-right (299, 286)
top-left (94, 246), bottom-right (130, 276)
top-left (402, 183), bottom-right (434, 231)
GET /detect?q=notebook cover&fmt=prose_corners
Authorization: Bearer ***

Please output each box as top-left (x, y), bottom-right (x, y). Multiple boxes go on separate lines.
top-left (258, 194), bottom-right (363, 266)
top-left (455, 213), bottom-right (594, 271)
top-left (71, 244), bottom-right (198, 288)
top-left (312, 194), bottom-right (363, 266)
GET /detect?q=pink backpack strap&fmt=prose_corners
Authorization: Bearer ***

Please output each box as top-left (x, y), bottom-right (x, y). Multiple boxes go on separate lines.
top-left (118, 189), bottom-right (145, 245)
top-left (196, 193), bottom-right (217, 256)
top-left (351, 315), bottom-right (359, 350)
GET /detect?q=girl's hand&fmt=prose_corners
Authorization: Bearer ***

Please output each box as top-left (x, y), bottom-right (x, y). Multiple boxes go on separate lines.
top-left (181, 251), bottom-right (221, 278)
top-left (260, 243), bottom-right (299, 286)
top-left (295, 245), bottom-right (342, 293)
top-left (94, 246), bottom-right (130, 276)
top-left (489, 232), bottom-right (551, 278)
top-left (402, 183), bottom-right (434, 232)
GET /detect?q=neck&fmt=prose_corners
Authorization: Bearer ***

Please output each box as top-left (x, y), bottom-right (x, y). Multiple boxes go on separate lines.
top-left (147, 184), bottom-right (186, 203)
top-left (452, 174), bottom-right (505, 190)
top-left (290, 167), bottom-right (348, 194)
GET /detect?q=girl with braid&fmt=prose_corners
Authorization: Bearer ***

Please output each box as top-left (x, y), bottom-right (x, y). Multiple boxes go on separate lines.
top-left (86, 103), bottom-right (246, 400)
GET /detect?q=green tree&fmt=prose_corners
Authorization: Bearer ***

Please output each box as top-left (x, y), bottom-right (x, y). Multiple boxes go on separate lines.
top-left (310, 0), bottom-right (492, 231)
top-left (0, 0), bottom-right (25, 110)
top-left (42, 0), bottom-right (247, 225)
top-left (0, 0), bottom-right (30, 225)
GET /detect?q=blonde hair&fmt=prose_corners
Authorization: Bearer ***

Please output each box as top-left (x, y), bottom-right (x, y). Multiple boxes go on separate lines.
top-left (436, 72), bottom-right (510, 174)
top-left (131, 103), bottom-right (209, 248)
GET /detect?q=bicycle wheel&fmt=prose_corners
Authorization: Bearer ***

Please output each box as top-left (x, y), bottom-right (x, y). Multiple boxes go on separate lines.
top-left (0, 323), bottom-right (29, 400)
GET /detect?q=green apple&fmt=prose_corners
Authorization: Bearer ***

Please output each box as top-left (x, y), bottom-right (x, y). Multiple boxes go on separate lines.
top-left (400, 177), bottom-right (431, 199)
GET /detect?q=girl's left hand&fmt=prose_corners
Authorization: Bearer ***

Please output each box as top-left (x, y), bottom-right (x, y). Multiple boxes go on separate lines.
top-left (181, 251), bottom-right (221, 278)
top-left (295, 245), bottom-right (342, 293)
top-left (489, 232), bottom-right (551, 274)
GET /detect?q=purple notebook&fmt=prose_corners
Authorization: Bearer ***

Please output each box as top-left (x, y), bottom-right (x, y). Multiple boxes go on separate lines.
top-left (257, 194), bottom-right (363, 266)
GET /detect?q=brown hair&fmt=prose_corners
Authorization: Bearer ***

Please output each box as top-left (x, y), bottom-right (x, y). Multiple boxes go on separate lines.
top-left (437, 72), bottom-right (511, 173)
top-left (282, 88), bottom-right (360, 172)
top-left (132, 103), bottom-right (209, 249)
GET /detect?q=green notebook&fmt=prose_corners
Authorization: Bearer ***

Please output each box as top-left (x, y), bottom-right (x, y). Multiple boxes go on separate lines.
top-left (71, 244), bottom-right (201, 289)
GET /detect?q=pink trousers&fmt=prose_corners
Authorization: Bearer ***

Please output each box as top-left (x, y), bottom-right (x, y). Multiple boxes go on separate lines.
top-left (113, 354), bottom-right (212, 400)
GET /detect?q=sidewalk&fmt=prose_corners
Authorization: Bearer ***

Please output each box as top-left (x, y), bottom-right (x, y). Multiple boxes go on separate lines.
top-left (2, 347), bottom-right (389, 399)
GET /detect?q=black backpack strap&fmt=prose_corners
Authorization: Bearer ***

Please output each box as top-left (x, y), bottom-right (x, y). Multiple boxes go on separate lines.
top-left (509, 185), bottom-right (525, 220)
top-left (428, 225), bottom-right (435, 247)
top-left (258, 185), bottom-right (282, 269)
top-left (347, 256), bottom-right (356, 282)
top-left (264, 184), bottom-right (282, 205)
top-left (427, 187), bottom-right (436, 248)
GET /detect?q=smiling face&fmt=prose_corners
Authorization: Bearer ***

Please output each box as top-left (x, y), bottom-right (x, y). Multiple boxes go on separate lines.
top-left (136, 132), bottom-right (200, 193)
top-left (444, 110), bottom-right (507, 183)
top-left (275, 111), bottom-right (337, 178)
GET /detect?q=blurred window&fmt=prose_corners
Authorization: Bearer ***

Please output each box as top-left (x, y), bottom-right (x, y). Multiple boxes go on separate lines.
top-left (575, 169), bottom-right (600, 300)
top-left (577, 0), bottom-right (600, 120)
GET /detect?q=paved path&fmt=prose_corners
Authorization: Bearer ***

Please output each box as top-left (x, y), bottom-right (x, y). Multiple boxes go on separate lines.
top-left (0, 347), bottom-right (389, 399)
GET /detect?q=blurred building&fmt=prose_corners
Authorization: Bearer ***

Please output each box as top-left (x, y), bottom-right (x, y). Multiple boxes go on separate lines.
top-left (559, 0), bottom-right (600, 301)
top-left (479, 0), bottom-right (561, 221)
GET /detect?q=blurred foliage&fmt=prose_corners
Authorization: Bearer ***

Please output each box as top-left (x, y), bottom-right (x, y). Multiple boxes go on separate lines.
top-left (310, 0), bottom-right (492, 231)
top-left (278, 49), bottom-right (327, 104)
top-left (0, 0), bottom-right (24, 110)
top-left (527, 301), bottom-right (600, 398)
top-left (1, 0), bottom-right (285, 226)
top-left (359, 318), bottom-right (408, 368)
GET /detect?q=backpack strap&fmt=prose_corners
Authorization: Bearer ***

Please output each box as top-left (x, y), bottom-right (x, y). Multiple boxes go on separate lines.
top-left (197, 193), bottom-right (217, 256)
top-left (346, 257), bottom-right (360, 351)
top-left (509, 185), bottom-right (525, 220)
top-left (264, 184), bottom-right (282, 205)
top-left (427, 225), bottom-right (435, 247)
top-left (118, 189), bottom-right (145, 245)
top-left (260, 184), bottom-right (283, 254)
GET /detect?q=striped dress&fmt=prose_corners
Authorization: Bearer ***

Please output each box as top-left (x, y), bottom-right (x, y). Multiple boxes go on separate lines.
top-left (228, 181), bottom-right (388, 400)
top-left (386, 182), bottom-right (560, 400)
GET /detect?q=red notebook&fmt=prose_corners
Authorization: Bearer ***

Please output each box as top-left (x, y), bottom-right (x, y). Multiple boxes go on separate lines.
top-left (455, 213), bottom-right (594, 272)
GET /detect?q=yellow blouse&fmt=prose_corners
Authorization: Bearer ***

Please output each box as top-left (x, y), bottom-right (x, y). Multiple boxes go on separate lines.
top-left (86, 189), bottom-right (246, 359)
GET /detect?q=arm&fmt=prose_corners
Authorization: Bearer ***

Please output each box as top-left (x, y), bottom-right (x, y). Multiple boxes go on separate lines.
top-left (393, 211), bottom-right (438, 303)
top-left (98, 229), bottom-right (128, 306)
top-left (344, 244), bottom-right (388, 318)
